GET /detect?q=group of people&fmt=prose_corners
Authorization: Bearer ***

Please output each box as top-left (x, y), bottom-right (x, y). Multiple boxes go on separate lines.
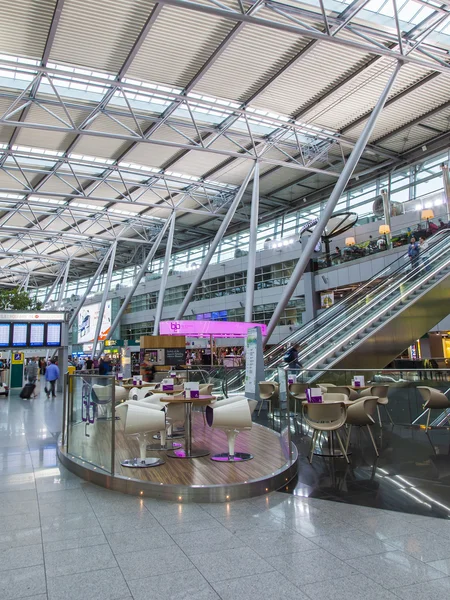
top-left (25, 357), bottom-right (60, 399)
top-left (68, 354), bottom-right (117, 375)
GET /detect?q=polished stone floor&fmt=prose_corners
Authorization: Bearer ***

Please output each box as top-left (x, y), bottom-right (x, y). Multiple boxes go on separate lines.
top-left (1, 387), bottom-right (450, 600)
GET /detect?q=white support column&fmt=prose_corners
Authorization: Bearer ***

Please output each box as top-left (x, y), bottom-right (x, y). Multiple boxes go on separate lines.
top-left (381, 187), bottom-right (392, 248)
top-left (92, 241), bottom-right (117, 359)
top-left (263, 60), bottom-right (403, 345)
top-left (176, 163), bottom-right (255, 319)
top-left (56, 259), bottom-right (71, 310)
top-left (245, 162), bottom-right (259, 323)
top-left (153, 212), bottom-right (176, 336)
top-left (68, 244), bottom-right (116, 330)
top-left (43, 265), bottom-right (65, 306)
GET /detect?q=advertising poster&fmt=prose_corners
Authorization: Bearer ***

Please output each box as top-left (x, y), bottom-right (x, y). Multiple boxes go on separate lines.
top-left (320, 291), bottom-right (334, 309)
top-left (244, 327), bottom-right (264, 400)
top-left (78, 301), bottom-right (112, 344)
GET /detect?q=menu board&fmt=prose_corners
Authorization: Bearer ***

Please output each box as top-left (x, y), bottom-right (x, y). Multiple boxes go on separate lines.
top-left (46, 323), bottom-right (61, 346)
top-left (165, 347), bottom-right (185, 366)
top-left (12, 323), bottom-right (27, 347)
top-left (29, 323), bottom-right (45, 347)
top-left (0, 323), bottom-right (10, 346)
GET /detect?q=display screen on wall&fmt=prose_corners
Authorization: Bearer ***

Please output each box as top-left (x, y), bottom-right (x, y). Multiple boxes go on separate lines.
top-left (12, 323), bottom-right (28, 346)
top-left (29, 323), bottom-right (45, 347)
top-left (77, 301), bottom-right (112, 344)
top-left (0, 324), bottom-right (10, 346)
top-left (46, 323), bottom-right (61, 346)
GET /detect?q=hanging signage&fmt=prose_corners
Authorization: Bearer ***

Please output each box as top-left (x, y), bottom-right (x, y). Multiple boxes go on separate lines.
top-left (244, 327), bottom-right (265, 401)
top-left (12, 352), bottom-right (24, 364)
top-left (160, 320), bottom-right (267, 338)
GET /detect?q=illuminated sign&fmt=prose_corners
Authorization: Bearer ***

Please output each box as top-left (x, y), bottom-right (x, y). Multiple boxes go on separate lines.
top-left (160, 320), bottom-right (267, 338)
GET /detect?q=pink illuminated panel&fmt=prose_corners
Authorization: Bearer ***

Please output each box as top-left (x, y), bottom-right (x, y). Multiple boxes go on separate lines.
top-left (159, 320), bottom-right (267, 338)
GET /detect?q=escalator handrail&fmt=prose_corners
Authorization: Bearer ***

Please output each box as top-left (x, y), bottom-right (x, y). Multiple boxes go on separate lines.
top-left (266, 229), bottom-right (450, 366)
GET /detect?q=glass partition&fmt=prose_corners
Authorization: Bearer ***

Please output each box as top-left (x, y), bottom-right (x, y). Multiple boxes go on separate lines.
top-left (64, 373), bottom-right (116, 474)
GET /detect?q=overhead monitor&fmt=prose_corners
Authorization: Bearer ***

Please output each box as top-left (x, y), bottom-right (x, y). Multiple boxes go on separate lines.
top-left (12, 323), bottom-right (28, 347)
top-left (46, 323), bottom-right (61, 346)
top-left (0, 323), bottom-right (10, 347)
top-left (29, 323), bottom-right (45, 347)
top-left (78, 301), bottom-right (112, 344)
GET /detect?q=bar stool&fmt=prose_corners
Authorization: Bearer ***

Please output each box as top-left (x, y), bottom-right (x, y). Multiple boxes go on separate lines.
top-left (115, 401), bottom-right (166, 468)
top-left (206, 396), bottom-right (258, 461)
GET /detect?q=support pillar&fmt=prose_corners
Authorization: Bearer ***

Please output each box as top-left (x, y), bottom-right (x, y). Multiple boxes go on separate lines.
top-left (381, 187), bottom-right (392, 248)
top-left (92, 242), bottom-right (117, 359)
top-left (441, 163), bottom-right (450, 221)
top-left (101, 217), bottom-right (172, 347)
top-left (56, 260), bottom-right (71, 310)
top-left (176, 164), bottom-right (255, 319)
top-left (153, 213), bottom-right (176, 336)
top-left (263, 61), bottom-right (402, 345)
top-left (245, 162), bottom-right (259, 323)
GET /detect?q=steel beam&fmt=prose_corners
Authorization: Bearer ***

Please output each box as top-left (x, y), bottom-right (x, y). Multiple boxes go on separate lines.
top-left (245, 162), bottom-right (259, 322)
top-left (263, 60), bottom-right (403, 344)
top-left (176, 164), bottom-right (255, 319)
top-left (68, 244), bottom-right (117, 330)
top-left (102, 216), bottom-right (172, 345)
top-left (153, 212), bottom-right (176, 335)
top-left (93, 241), bottom-right (117, 359)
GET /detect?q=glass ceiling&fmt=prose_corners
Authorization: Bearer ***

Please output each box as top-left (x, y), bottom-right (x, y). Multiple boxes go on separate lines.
top-left (324, 0), bottom-right (450, 35)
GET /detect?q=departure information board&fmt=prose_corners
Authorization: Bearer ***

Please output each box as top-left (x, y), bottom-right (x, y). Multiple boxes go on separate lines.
top-left (12, 323), bottom-right (28, 347)
top-left (46, 323), bottom-right (61, 346)
top-left (0, 323), bottom-right (10, 347)
top-left (29, 323), bottom-right (45, 347)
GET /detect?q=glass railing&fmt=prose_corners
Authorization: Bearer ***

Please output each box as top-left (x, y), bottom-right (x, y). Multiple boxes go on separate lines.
top-left (266, 229), bottom-right (450, 368)
top-left (60, 369), bottom-right (294, 478)
top-left (315, 215), bottom-right (449, 270)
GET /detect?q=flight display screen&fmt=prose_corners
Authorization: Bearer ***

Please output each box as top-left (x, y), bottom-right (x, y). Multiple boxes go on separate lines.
top-left (46, 323), bottom-right (61, 346)
top-left (0, 323), bottom-right (10, 347)
top-left (12, 323), bottom-right (28, 347)
top-left (29, 323), bottom-right (45, 347)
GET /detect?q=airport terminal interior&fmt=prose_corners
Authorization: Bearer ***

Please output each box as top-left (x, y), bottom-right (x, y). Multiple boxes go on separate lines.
top-left (2, 0), bottom-right (450, 598)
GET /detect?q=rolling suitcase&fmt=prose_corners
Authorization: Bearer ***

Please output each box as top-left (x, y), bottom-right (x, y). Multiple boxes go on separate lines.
top-left (20, 382), bottom-right (35, 399)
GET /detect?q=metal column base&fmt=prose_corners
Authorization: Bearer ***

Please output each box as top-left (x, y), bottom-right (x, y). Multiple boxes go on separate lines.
top-left (121, 457), bottom-right (165, 468)
top-left (211, 452), bottom-right (254, 462)
top-left (146, 442), bottom-right (182, 451)
top-left (167, 448), bottom-right (210, 459)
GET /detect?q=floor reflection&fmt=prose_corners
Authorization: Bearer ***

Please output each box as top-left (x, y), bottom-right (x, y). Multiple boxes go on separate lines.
top-left (282, 420), bottom-right (450, 519)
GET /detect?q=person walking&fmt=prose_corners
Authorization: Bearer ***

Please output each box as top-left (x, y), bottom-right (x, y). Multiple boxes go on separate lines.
top-left (26, 357), bottom-right (39, 398)
top-left (408, 236), bottom-right (420, 271)
top-left (45, 358), bottom-right (60, 399)
top-left (284, 343), bottom-right (301, 370)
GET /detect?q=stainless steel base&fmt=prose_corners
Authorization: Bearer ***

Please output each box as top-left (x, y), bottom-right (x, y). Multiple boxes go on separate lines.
top-left (153, 430), bottom-right (185, 440)
top-left (121, 457), bottom-right (165, 468)
top-left (167, 448), bottom-right (210, 459)
top-left (146, 442), bottom-right (182, 451)
top-left (211, 452), bottom-right (254, 462)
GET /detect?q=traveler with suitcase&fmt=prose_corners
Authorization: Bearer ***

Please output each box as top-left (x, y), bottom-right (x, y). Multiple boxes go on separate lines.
top-left (25, 356), bottom-right (39, 398)
top-left (45, 358), bottom-right (60, 399)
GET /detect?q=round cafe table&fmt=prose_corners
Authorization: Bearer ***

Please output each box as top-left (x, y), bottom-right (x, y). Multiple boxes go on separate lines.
top-left (160, 395), bottom-right (216, 459)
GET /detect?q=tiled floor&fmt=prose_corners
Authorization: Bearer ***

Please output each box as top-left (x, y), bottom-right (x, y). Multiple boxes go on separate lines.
top-left (1, 388), bottom-right (450, 599)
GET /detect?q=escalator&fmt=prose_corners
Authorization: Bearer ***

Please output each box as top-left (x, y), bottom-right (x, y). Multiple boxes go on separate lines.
top-left (265, 229), bottom-right (450, 371)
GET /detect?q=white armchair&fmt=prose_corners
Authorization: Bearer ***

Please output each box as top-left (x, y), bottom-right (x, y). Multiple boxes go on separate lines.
top-left (206, 395), bottom-right (257, 462)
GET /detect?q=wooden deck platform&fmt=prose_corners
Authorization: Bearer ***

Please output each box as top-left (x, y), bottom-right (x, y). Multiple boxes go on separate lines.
top-left (59, 413), bottom-right (298, 502)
